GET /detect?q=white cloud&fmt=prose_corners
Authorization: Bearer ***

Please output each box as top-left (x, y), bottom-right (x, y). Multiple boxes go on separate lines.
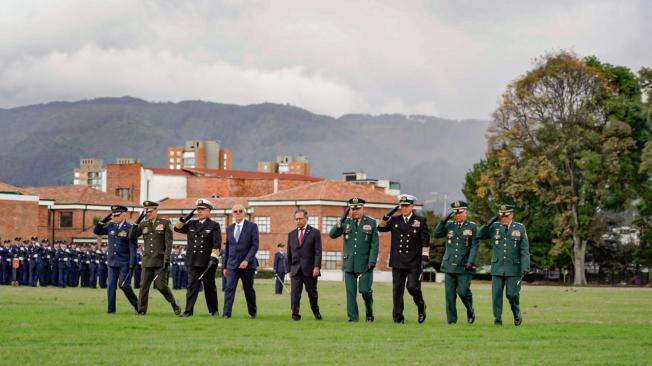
top-left (0, 0), bottom-right (650, 119)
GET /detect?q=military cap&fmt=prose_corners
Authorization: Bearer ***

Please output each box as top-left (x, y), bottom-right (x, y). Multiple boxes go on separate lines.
top-left (142, 200), bottom-right (159, 212)
top-left (398, 194), bottom-right (417, 206)
top-left (195, 198), bottom-right (213, 210)
top-left (347, 197), bottom-right (366, 208)
top-left (451, 200), bottom-right (469, 213)
top-left (498, 204), bottom-right (514, 216)
top-left (111, 205), bottom-right (128, 215)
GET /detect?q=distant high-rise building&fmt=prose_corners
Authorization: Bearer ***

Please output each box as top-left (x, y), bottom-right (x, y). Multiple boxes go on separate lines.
top-left (342, 171), bottom-right (401, 196)
top-left (73, 158), bottom-right (104, 190)
top-left (167, 140), bottom-right (232, 170)
top-left (257, 155), bottom-right (310, 175)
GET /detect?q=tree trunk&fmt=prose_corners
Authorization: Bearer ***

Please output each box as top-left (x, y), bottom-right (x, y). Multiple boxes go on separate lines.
top-left (571, 204), bottom-right (587, 286)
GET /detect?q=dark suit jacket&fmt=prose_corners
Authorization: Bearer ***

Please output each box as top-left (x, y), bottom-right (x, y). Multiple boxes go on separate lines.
top-left (174, 218), bottom-right (221, 268)
top-left (286, 225), bottom-right (322, 277)
top-left (224, 220), bottom-right (259, 270)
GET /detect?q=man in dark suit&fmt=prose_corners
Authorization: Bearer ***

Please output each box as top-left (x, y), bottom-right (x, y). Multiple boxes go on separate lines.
top-left (287, 209), bottom-right (322, 321)
top-left (174, 198), bottom-right (222, 317)
top-left (222, 204), bottom-right (259, 318)
top-left (273, 243), bottom-right (287, 295)
top-left (378, 195), bottom-right (430, 324)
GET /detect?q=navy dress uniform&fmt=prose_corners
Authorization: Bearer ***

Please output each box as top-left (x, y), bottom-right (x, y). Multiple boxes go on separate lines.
top-left (378, 195), bottom-right (429, 324)
top-left (129, 201), bottom-right (180, 316)
top-left (478, 204), bottom-right (530, 326)
top-left (171, 250), bottom-right (180, 289)
top-left (98, 247), bottom-right (108, 289)
top-left (174, 199), bottom-right (222, 317)
top-left (329, 198), bottom-right (380, 322)
top-left (57, 246), bottom-right (69, 288)
top-left (93, 205), bottom-right (139, 313)
top-left (273, 245), bottom-right (287, 295)
top-left (433, 201), bottom-right (480, 324)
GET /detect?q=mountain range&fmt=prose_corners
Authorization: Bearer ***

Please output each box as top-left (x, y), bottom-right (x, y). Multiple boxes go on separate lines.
top-left (0, 97), bottom-right (490, 208)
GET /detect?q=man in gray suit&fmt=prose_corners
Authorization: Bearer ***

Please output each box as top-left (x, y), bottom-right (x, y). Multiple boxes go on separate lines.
top-left (287, 209), bottom-right (322, 321)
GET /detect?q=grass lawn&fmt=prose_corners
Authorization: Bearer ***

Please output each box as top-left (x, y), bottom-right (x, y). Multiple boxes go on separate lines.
top-left (1, 280), bottom-right (651, 365)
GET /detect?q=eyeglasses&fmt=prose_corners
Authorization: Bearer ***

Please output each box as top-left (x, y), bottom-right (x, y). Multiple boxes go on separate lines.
top-left (233, 210), bottom-right (244, 213)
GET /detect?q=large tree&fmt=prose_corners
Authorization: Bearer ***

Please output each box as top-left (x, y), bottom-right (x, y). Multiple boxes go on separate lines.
top-left (473, 51), bottom-right (637, 285)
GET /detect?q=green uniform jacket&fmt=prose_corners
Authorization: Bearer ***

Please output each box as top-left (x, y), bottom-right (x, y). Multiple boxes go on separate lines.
top-left (433, 220), bottom-right (479, 274)
top-left (128, 217), bottom-right (173, 268)
top-left (478, 221), bottom-right (530, 277)
top-left (329, 215), bottom-right (379, 273)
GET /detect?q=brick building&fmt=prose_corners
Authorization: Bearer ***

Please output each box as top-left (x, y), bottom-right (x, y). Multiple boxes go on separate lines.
top-left (167, 140), bottom-right (232, 170)
top-left (257, 155), bottom-right (311, 176)
top-left (0, 182), bottom-right (40, 241)
top-left (11, 185), bottom-right (138, 243)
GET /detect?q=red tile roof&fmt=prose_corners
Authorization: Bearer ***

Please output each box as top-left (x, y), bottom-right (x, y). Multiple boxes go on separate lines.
top-left (182, 168), bottom-right (322, 181)
top-left (250, 180), bottom-right (398, 204)
top-left (145, 167), bottom-right (192, 176)
top-left (157, 197), bottom-right (251, 210)
top-left (0, 181), bottom-right (21, 194)
top-left (19, 186), bottom-right (134, 206)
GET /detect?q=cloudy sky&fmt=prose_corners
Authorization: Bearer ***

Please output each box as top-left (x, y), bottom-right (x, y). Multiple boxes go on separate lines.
top-left (0, 0), bottom-right (650, 119)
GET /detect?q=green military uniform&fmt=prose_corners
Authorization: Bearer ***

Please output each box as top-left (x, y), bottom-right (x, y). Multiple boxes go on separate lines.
top-left (433, 201), bottom-right (479, 324)
top-left (128, 201), bottom-right (179, 315)
top-left (329, 198), bottom-right (379, 322)
top-left (478, 204), bottom-right (530, 325)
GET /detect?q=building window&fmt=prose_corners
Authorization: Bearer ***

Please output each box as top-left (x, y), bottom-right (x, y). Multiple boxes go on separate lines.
top-left (169, 158), bottom-right (174, 163)
top-left (214, 216), bottom-right (226, 233)
top-left (322, 217), bottom-right (339, 233)
top-left (254, 217), bottom-right (271, 233)
top-left (169, 165), bottom-right (174, 169)
top-left (60, 212), bottom-right (73, 228)
top-left (257, 250), bottom-right (270, 268)
top-left (115, 188), bottom-right (131, 200)
top-left (323, 251), bottom-right (342, 270)
top-left (308, 216), bottom-right (319, 228)
top-left (169, 151), bottom-right (174, 156)
top-left (176, 164), bottom-right (181, 169)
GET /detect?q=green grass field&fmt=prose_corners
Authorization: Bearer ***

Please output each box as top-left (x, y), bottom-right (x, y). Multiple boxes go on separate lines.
top-left (1, 280), bottom-right (651, 365)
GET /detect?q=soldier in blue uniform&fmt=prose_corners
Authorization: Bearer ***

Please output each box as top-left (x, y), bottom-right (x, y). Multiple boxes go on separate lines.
top-left (170, 247), bottom-right (179, 289)
top-left (273, 243), bottom-right (287, 295)
top-left (88, 246), bottom-right (98, 288)
top-left (40, 240), bottom-right (51, 287)
top-left (0, 241), bottom-right (7, 285)
top-left (19, 240), bottom-right (28, 285)
top-left (98, 245), bottom-right (108, 289)
top-left (27, 238), bottom-right (40, 286)
top-left (178, 248), bottom-right (188, 289)
top-left (93, 205), bottom-right (139, 313)
top-left (79, 245), bottom-right (90, 287)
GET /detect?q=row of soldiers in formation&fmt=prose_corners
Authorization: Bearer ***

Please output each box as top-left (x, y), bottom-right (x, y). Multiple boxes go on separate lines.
top-left (0, 240), bottom-right (194, 290)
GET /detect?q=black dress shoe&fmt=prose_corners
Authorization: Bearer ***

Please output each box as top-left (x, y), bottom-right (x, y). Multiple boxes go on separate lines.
top-left (292, 314), bottom-right (301, 321)
top-left (514, 313), bottom-right (523, 326)
top-left (250, 314), bottom-right (257, 319)
top-left (222, 315), bottom-right (231, 319)
top-left (210, 311), bottom-right (219, 317)
top-left (137, 311), bottom-right (146, 316)
top-left (182, 312), bottom-right (193, 317)
top-left (107, 311), bottom-right (116, 315)
top-left (467, 310), bottom-right (476, 324)
top-left (494, 320), bottom-right (503, 326)
top-left (348, 319), bottom-right (358, 322)
top-left (365, 314), bottom-right (374, 322)
top-left (394, 318), bottom-right (405, 324)
top-left (172, 302), bottom-right (181, 316)
top-left (448, 321), bottom-right (456, 325)
top-left (314, 313), bottom-right (322, 320)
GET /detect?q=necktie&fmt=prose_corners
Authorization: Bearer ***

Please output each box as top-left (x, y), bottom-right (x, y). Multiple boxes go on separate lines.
top-left (404, 217), bottom-right (408, 224)
top-left (355, 219), bottom-right (359, 227)
top-left (235, 224), bottom-right (241, 242)
top-left (298, 228), bottom-right (304, 248)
